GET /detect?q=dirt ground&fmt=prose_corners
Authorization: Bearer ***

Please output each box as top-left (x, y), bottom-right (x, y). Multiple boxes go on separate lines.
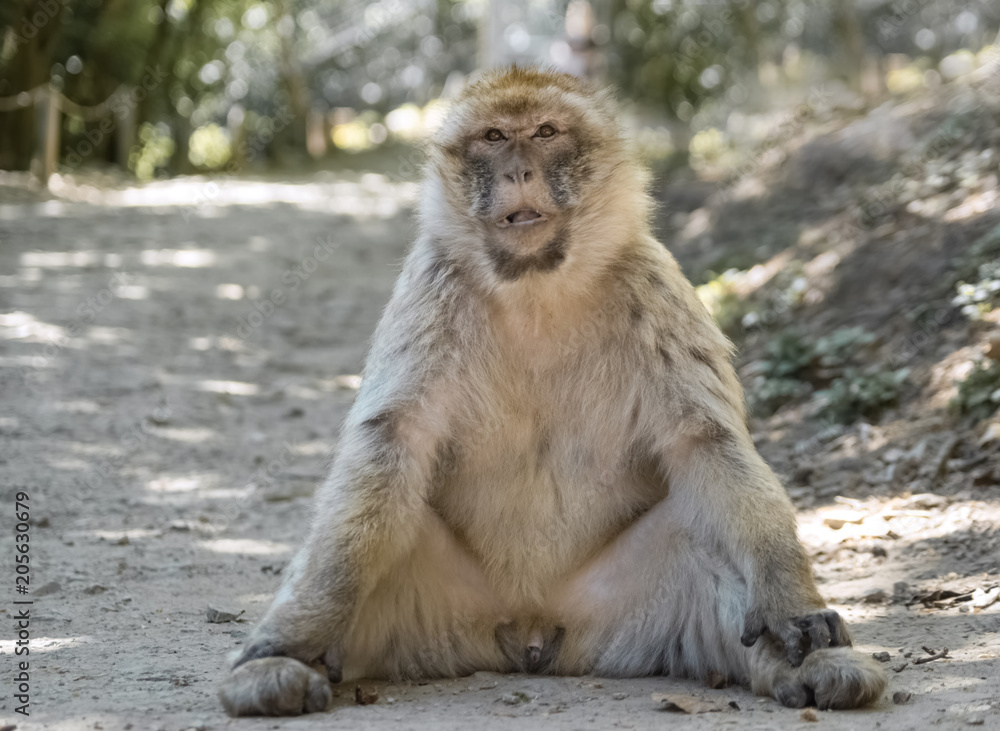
top-left (1, 168), bottom-right (998, 731)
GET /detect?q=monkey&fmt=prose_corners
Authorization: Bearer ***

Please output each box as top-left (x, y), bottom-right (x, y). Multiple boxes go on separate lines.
top-left (218, 67), bottom-right (887, 717)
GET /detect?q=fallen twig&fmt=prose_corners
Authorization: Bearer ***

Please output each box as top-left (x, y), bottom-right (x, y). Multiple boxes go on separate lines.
top-left (913, 647), bottom-right (949, 664)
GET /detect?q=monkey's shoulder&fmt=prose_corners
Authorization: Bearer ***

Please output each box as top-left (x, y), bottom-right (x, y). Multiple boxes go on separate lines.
top-left (604, 242), bottom-right (740, 399)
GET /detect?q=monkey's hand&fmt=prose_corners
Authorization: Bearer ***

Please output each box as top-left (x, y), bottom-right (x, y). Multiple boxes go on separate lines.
top-left (741, 606), bottom-right (853, 667)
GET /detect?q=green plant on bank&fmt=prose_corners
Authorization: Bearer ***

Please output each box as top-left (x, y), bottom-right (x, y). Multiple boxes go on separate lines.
top-left (696, 269), bottom-right (749, 337)
top-left (951, 359), bottom-right (1000, 420)
top-left (815, 367), bottom-right (910, 424)
top-left (965, 224), bottom-right (1000, 264)
top-left (747, 327), bottom-right (907, 423)
top-left (749, 376), bottom-right (813, 414)
top-left (698, 261), bottom-right (810, 340)
top-left (952, 224), bottom-right (1000, 316)
top-left (757, 330), bottom-right (816, 379)
top-left (813, 326), bottom-right (876, 368)
top-left (754, 326), bottom-right (874, 382)
top-left (953, 257), bottom-right (1000, 321)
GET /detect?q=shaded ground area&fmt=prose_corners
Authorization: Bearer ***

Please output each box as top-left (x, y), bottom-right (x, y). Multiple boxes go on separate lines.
top-left (2, 79), bottom-right (1000, 729)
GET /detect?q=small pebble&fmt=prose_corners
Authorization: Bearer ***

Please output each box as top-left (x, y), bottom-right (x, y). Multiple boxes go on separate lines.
top-left (892, 691), bottom-right (912, 705)
top-left (34, 580), bottom-right (62, 597)
top-left (612, 692), bottom-right (627, 700)
top-left (801, 708), bottom-right (818, 722)
top-left (862, 588), bottom-right (888, 604)
top-left (872, 651), bottom-right (891, 662)
top-left (355, 685), bottom-right (379, 705)
top-left (206, 606), bottom-right (244, 623)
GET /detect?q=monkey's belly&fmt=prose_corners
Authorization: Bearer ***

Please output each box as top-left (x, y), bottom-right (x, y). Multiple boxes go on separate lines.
top-left (432, 459), bottom-right (661, 611)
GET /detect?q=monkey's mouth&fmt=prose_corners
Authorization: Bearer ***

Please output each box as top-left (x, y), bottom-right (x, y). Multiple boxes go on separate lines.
top-left (497, 209), bottom-right (547, 228)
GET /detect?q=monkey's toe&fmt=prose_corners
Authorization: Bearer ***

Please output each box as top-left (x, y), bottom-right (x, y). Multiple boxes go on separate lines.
top-left (219, 657), bottom-right (332, 717)
top-left (772, 680), bottom-right (811, 709)
top-left (776, 648), bottom-right (886, 710)
top-left (802, 648), bottom-right (886, 710)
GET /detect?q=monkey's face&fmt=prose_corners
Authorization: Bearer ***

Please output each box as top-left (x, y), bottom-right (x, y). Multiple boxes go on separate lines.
top-left (430, 69), bottom-right (620, 271)
top-left (459, 116), bottom-right (582, 254)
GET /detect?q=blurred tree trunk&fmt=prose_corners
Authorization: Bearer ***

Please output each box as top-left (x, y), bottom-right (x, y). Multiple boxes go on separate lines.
top-left (137, 0), bottom-right (199, 174)
top-left (0, 0), bottom-right (66, 170)
top-left (729, 0), bottom-right (760, 73)
top-left (85, 0), bottom-right (136, 166)
top-left (833, 1), bottom-right (864, 92)
top-left (729, 1), bottom-right (764, 109)
top-left (273, 0), bottom-right (310, 164)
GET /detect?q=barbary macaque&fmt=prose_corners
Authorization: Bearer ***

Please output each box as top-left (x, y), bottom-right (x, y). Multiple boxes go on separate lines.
top-left (219, 67), bottom-right (887, 716)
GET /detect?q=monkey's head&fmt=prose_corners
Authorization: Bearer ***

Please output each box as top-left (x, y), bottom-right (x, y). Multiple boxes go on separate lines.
top-left (425, 67), bottom-right (643, 279)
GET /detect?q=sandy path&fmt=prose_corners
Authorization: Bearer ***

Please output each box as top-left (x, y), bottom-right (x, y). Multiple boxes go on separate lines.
top-left (0, 176), bottom-right (997, 730)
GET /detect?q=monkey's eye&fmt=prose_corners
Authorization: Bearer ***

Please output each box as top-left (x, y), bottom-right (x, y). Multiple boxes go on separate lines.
top-left (484, 128), bottom-right (505, 142)
top-left (535, 124), bottom-right (557, 139)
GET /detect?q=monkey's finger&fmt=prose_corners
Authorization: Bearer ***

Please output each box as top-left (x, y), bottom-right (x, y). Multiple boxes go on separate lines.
top-left (823, 610), bottom-right (853, 647)
top-left (323, 646), bottom-right (343, 683)
top-left (777, 622), bottom-right (805, 667)
top-left (740, 610), bottom-right (766, 647)
top-left (796, 615), bottom-right (831, 652)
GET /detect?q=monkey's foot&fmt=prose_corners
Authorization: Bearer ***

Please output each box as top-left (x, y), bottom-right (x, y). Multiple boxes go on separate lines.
top-left (772, 648), bottom-right (886, 710)
top-left (219, 657), bottom-right (332, 717)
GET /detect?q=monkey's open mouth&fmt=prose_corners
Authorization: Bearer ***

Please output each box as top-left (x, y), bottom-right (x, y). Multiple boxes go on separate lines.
top-left (498, 209), bottom-right (546, 227)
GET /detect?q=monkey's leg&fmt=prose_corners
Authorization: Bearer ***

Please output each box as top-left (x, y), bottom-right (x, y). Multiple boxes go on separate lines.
top-left (220, 508), bottom-right (510, 716)
top-left (339, 508), bottom-right (510, 680)
top-left (551, 493), bottom-right (754, 680)
top-left (551, 488), bottom-right (885, 708)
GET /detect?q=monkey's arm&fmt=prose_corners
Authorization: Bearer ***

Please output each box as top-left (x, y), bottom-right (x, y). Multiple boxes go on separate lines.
top-left (234, 247), bottom-right (467, 674)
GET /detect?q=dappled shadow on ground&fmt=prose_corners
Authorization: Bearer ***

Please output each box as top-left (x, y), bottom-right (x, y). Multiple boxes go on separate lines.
top-left (0, 181), bottom-right (418, 580)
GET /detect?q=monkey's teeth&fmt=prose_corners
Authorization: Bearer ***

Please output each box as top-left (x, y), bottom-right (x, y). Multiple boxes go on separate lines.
top-left (507, 210), bottom-right (542, 224)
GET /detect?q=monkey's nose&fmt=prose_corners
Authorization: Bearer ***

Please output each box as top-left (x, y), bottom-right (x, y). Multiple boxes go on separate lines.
top-left (503, 168), bottom-right (533, 184)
